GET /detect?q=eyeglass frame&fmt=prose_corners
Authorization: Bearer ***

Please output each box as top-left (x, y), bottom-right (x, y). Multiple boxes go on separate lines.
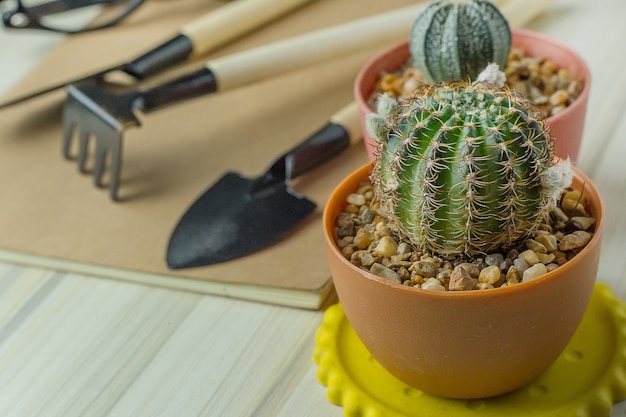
top-left (1, 0), bottom-right (144, 34)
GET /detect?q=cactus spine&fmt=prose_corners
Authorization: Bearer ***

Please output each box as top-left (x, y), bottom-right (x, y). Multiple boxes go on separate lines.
top-left (366, 81), bottom-right (569, 257)
top-left (409, 0), bottom-right (511, 84)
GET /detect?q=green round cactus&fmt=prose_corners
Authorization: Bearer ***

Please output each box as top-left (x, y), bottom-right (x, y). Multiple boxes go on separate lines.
top-left (409, 0), bottom-right (512, 84)
top-left (366, 81), bottom-right (571, 257)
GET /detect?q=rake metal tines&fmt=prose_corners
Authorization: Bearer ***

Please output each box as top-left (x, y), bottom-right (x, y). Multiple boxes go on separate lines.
top-left (62, 67), bottom-right (218, 201)
top-left (63, 81), bottom-right (142, 201)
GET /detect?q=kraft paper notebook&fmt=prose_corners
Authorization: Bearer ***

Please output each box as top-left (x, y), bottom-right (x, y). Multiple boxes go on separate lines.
top-left (0, 0), bottom-right (422, 309)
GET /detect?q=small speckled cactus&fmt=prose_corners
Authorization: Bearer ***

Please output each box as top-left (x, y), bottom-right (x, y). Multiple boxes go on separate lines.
top-left (366, 80), bottom-right (573, 257)
top-left (409, 0), bottom-right (511, 83)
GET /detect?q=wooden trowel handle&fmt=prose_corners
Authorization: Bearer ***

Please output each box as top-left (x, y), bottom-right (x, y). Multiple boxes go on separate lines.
top-left (125, 0), bottom-right (315, 78)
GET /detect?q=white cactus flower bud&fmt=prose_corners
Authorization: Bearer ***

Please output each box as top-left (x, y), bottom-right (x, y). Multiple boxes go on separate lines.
top-left (366, 113), bottom-right (391, 143)
top-left (474, 63), bottom-right (506, 87)
top-left (375, 93), bottom-right (398, 118)
top-left (540, 158), bottom-right (574, 203)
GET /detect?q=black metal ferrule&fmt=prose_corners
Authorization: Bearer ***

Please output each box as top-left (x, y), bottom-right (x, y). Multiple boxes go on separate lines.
top-left (125, 34), bottom-right (194, 79)
top-left (136, 67), bottom-right (218, 113)
top-left (255, 122), bottom-right (351, 194)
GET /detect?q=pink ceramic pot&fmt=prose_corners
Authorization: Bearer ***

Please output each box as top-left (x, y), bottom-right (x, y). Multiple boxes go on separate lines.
top-left (354, 28), bottom-right (591, 164)
top-left (323, 162), bottom-right (604, 399)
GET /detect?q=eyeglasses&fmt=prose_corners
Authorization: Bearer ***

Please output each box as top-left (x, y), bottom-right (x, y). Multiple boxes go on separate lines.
top-left (1, 0), bottom-right (144, 34)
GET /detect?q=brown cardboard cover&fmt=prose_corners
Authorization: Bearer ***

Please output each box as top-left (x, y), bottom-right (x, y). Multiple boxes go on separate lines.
top-left (0, 0), bottom-right (417, 308)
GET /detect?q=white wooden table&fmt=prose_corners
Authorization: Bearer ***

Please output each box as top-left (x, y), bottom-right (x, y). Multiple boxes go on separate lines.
top-left (1, 0), bottom-right (625, 415)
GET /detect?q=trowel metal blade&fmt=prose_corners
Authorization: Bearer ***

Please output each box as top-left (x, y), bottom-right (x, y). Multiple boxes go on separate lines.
top-left (166, 172), bottom-right (316, 269)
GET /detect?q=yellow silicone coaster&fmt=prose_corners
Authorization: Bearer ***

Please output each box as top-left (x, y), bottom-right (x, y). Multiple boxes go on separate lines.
top-left (314, 283), bottom-right (626, 417)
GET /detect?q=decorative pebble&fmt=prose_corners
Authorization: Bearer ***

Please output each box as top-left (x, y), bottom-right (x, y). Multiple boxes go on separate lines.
top-left (525, 239), bottom-right (547, 254)
top-left (550, 207), bottom-right (569, 223)
top-left (485, 253), bottom-right (505, 266)
top-left (535, 234), bottom-right (558, 252)
top-left (568, 79), bottom-right (584, 96)
top-left (390, 254), bottom-right (410, 266)
top-left (562, 190), bottom-right (587, 206)
top-left (421, 277), bottom-right (446, 291)
top-left (507, 248), bottom-right (520, 260)
top-left (561, 199), bottom-right (587, 217)
top-left (336, 220), bottom-right (355, 239)
top-left (456, 263), bottom-right (480, 278)
top-left (506, 266), bottom-right (520, 285)
top-left (346, 193), bottom-right (366, 206)
top-left (499, 257), bottom-right (513, 272)
top-left (351, 250), bottom-right (380, 268)
top-left (436, 270), bottom-right (451, 287)
top-left (518, 250), bottom-right (540, 266)
top-left (375, 236), bottom-right (398, 258)
top-left (478, 265), bottom-right (503, 286)
top-left (476, 283), bottom-right (495, 290)
top-left (559, 231), bottom-right (592, 251)
top-left (370, 263), bottom-right (401, 284)
top-left (411, 260), bottom-right (439, 278)
top-left (513, 258), bottom-right (530, 274)
top-left (569, 216), bottom-right (595, 231)
top-left (410, 274), bottom-right (425, 285)
top-left (397, 242), bottom-right (412, 255)
top-left (549, 90), bottom-right (569, 106)
top-left (538, 223), bottom-right (554, 233)
top-left (341, 244), bottom-right (357, 259)
top-left (449, 266), bottom-right (477, 291)
top-left (361, 208), bottom-right (376, 224)
top-left (354, 225), bottom-right (375, 249)
top-left (553, 251), bottom-right (568, 265)
top-left (344, 204), bottom-right (359, 214)
top-left (522, 263), bottom-right (548, 282)
top-left (536, 252), bottom-right (556, 265)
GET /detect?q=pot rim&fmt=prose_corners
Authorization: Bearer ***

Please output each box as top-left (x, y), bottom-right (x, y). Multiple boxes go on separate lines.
top-left (354, 27), bottom-right (592, 128)
top-left (323, 161), bottom-right (605, 300)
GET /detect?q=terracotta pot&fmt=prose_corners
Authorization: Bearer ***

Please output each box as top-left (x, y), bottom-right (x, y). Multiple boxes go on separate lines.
top-left (354, 28), bottom-right (591, 164)
top-left (323, 162), bottom-right (604, 399)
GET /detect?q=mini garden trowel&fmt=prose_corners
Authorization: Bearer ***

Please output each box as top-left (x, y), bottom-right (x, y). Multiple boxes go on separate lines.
top-left (166, 102), bottom-right (362, 269)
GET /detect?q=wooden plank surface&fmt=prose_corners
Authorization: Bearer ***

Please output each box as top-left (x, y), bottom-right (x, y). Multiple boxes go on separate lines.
top-left (1, 0), bottom-right (625, 415)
